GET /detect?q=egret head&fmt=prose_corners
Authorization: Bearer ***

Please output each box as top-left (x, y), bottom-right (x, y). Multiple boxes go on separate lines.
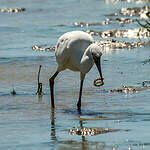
top-left (90, 44), bottom-right (103, 82)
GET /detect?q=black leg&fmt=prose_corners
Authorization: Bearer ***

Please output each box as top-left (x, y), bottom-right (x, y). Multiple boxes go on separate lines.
top-left (49, 71), bottom-right (59, 108)
top-left (77, 79), bottom-right (84, 110)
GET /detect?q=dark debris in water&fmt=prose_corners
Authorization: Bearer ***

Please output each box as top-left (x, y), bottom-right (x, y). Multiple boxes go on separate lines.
top-left (143, 58), bottom-right (150, 64)
top-left (137, 19), bottom-right (150, 33)
top-left (142, 80), bottom-right (150, 87)
top-left (11, 88), bottom-right (16, 95)
top-left (0, 8), bottom-right (25, 13)
top-left (36, 65), bottom-right (44, 96)
top-left (69, 127), bottom-right (120, 136)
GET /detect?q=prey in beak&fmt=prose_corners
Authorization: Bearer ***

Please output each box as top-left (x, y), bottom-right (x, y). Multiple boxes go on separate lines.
top-left (92, 54), bottom-right (104, 86)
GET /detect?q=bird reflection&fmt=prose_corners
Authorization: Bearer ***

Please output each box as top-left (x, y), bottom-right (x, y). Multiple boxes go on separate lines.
top-left (37, 95), bottom-right (43, 103)
top-left (50, 109), bottom-right (106, 150)
top-left (78, 111), bottom-right (86, 150)
top-left (50, 108), bottom-right (57, 142)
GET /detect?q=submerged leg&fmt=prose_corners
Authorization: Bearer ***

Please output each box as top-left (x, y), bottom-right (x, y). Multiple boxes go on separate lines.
top-left (77, 73), bottom-right (85, 110)
top-left (49, 71), bottom-right (59, 108)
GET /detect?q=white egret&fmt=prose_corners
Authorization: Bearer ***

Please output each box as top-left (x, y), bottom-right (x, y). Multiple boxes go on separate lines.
top-left (49, 31), bottom-right (104, 110)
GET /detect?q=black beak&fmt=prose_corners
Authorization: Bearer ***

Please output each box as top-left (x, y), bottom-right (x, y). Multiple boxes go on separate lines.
top-left (93, 56), bottom-right (104, 82)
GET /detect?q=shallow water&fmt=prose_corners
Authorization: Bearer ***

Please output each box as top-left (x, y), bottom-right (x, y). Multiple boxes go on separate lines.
top-left (1, 0), bottom-right (150, 150)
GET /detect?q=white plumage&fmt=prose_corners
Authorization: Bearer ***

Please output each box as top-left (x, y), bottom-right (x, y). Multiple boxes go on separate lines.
top-left (49, 31), bottom-right (104, 110)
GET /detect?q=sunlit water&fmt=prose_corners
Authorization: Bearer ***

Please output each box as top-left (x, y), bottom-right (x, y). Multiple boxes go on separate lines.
top-left (1, 0), bottom-right (150, 150)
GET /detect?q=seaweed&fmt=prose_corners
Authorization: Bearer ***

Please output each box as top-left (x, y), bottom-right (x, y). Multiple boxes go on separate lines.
top-left (36, 65), bottom-right (43, 96)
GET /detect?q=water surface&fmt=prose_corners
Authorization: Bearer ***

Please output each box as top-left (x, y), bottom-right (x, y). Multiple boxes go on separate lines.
top-left (1, 0), bottom-right (150, 150)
